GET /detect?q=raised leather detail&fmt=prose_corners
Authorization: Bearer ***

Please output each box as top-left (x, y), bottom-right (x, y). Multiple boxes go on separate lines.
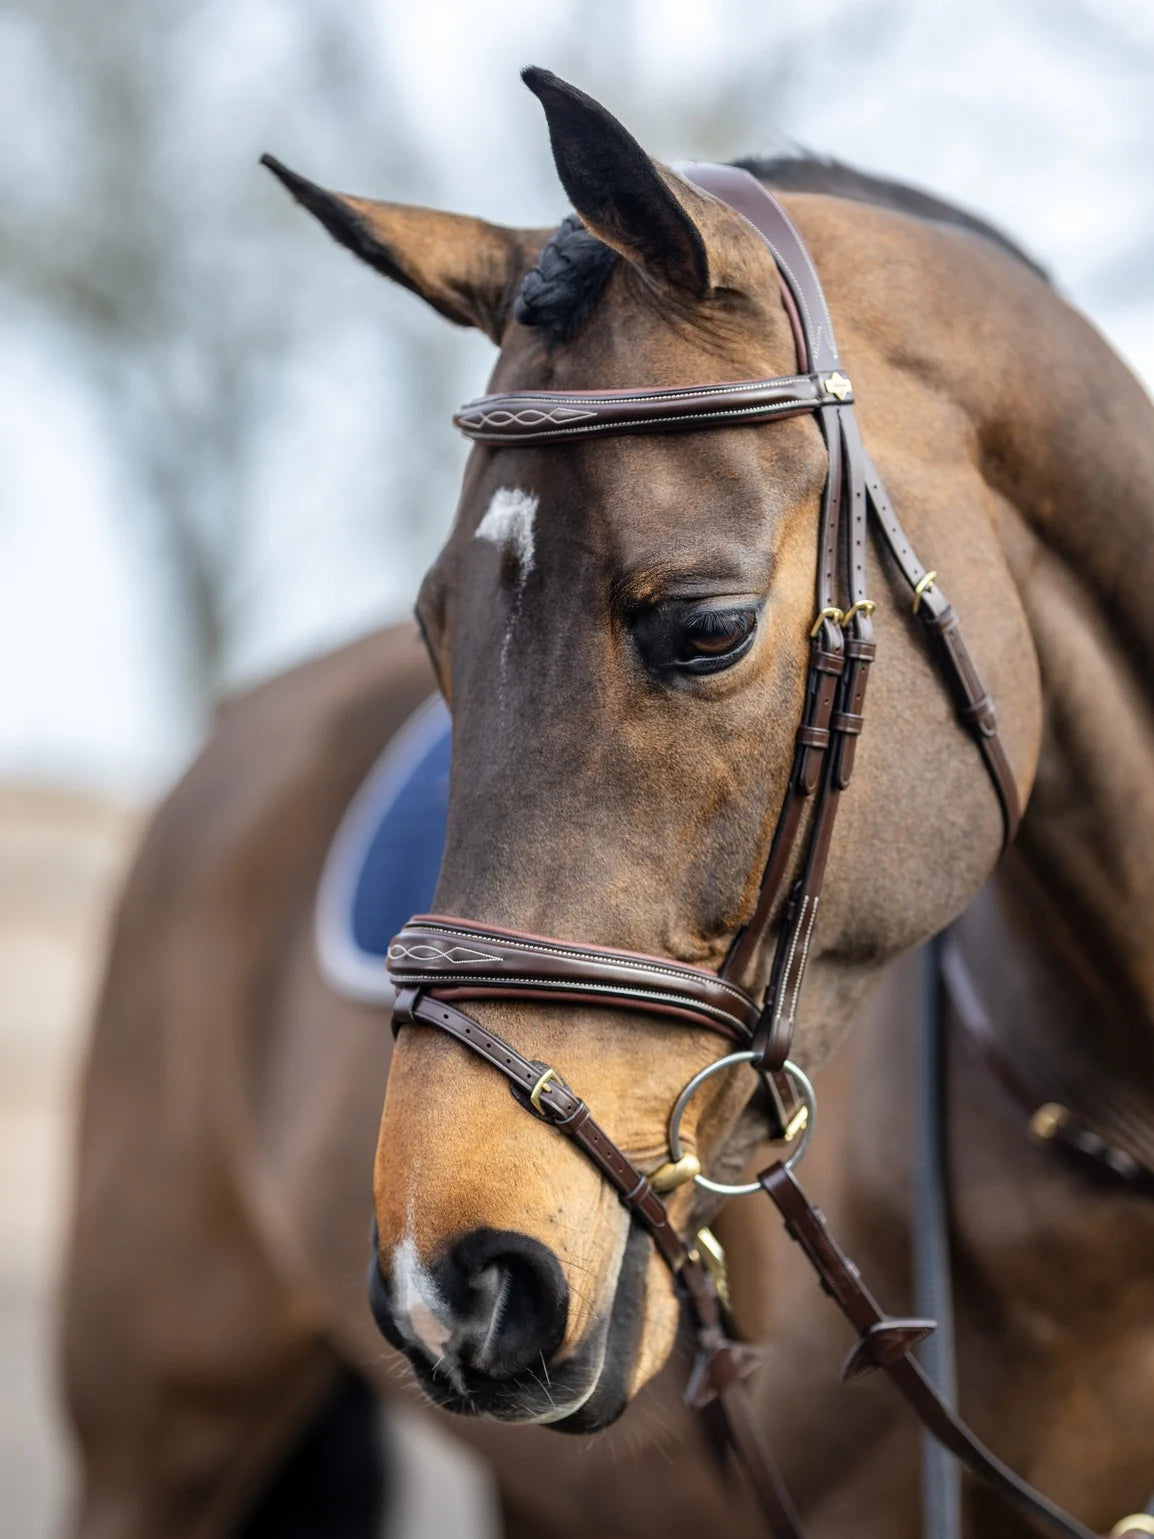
top-left (453, 373), bottom-right (842, 445)
top-left (389, 917), bottom-right (759, 1042)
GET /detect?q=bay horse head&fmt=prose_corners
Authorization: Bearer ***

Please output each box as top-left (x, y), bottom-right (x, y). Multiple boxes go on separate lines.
top-left (265, 69), bottom-right (1039, 1429)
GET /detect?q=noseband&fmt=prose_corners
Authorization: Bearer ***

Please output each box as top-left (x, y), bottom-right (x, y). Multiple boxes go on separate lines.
top-left (384, 169), bottom-right (1101, 1538)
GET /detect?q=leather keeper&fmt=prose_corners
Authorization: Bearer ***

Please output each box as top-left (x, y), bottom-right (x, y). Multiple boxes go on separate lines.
top-left (920, 604), bottom-right (959, 639)
top-left (796, 645), bottom-right (843, 794)
top-left (844, 636), bottom-right (877, 661)
top-left (797, 724), bottom-right (830, 749)
top-left (959, 693), bottom-right (998, 737)
top-left (811, 647), bottom-right (846, 677)
top-left (831, 628), bottom-right (873, 790)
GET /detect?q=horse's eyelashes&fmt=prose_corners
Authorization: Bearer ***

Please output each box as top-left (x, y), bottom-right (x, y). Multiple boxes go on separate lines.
top-left (630, 601), bottom-right (760, 678)
top-left (677, 609), bottom-right (758, 673)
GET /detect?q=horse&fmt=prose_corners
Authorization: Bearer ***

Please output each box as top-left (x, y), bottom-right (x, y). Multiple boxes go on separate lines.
top-left (61, 67), bottom-right (1154, 1539)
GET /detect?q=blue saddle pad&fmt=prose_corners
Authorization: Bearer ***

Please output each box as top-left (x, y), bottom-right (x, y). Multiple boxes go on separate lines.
top-left (317, 695), bottom-right (450, 1002)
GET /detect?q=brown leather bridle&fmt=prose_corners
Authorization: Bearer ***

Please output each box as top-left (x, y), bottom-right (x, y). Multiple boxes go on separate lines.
top-left (384, 167), bottom-right (1110, 1538)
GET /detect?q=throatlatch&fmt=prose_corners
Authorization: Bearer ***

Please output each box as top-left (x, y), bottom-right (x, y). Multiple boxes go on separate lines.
top-left (382, 168), bottom-right (1105, 1539)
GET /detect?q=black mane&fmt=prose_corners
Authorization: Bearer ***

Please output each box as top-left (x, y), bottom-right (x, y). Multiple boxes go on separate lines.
top-left (735, 154), bottom-right (1048, 281)
top-left (514, 153), bottom-right (1048, 342)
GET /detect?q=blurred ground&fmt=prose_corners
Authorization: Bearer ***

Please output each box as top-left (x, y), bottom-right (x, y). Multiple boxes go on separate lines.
top-left (0, 783), bottom-right (142, 1537)
top-left (0, 785), bottom-right (493, 1538)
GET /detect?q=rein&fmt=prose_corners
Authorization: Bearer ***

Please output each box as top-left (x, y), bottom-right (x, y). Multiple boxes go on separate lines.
top-left (383, 165), bottom-right (1123, 1538)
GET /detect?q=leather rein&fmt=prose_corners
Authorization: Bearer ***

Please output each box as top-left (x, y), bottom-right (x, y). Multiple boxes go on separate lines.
top-left (383, 166), bottom-right (1121, 1538)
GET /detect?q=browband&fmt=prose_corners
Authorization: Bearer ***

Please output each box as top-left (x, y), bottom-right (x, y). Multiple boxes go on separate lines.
top-left (452, 372), bottom-right (851, 445)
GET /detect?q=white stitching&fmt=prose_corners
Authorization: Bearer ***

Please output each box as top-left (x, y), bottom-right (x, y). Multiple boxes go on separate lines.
top-left (456, 375), bottom-right (812, 414)
top-left (457, 405), bottom-right (597, 430)
top-left (459, 397), bottom-right (825, 443)
top-left (386, 942), bottom-right (502, 966)
top-left (772, 894), bottom-right (808, 1033)
top-left (786, 894), bottom-right (820, 1024)
top-left (391, 972), bottom-right (750, 1032)
top-left (406, 924), bottom-right (753, 1005)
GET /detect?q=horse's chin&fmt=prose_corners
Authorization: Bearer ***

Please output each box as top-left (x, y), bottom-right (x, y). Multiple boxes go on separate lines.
top-left (548, 1222), bottom-right (656, 1432)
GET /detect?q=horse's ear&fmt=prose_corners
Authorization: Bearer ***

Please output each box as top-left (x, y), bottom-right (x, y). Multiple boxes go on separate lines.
top-left (521, 67), bottom-right (713, 299)
top-left (261, 155), bottom-right (544, 343)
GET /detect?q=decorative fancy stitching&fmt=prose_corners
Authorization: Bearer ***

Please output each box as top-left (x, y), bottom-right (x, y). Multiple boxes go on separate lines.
top-left (386, 942), bottom-right (503, 966)
top-left (457, 376), bottom-right (812, 412)
top-left (456, 405), bottom-right (597, 430)
top-left (460, 398), bottom-right (820, 442)
top-left (403, 924), bottom-right (754, 1005)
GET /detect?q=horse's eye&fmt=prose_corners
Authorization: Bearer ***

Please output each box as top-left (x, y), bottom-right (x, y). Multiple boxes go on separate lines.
top-left (630, 600), bottom-right (761, 678)
top-left (676, 608), bottom-right (758, 673)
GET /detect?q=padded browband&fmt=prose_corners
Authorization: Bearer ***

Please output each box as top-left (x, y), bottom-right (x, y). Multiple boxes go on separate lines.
top-left (453, 372), bottom-right (850, 445)
top-left (388, 917), bottom-right (758, 1042)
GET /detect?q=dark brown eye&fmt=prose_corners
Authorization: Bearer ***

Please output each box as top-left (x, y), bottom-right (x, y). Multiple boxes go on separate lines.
top-left (629, 600), bottom-right (761, 678)
top-left (677, 609), bottom-right (757, 671)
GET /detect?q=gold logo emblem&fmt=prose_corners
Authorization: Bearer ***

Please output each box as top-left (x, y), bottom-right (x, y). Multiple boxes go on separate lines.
top-left (823, 371), bottom-right (852, 401)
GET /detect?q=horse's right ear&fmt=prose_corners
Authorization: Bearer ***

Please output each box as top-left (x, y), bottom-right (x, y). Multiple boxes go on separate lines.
top-left (261, 155), bottom-right (545, 344)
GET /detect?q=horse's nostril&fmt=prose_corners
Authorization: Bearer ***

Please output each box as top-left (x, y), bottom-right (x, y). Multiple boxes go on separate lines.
top-left (434, 1228), bottom-right (568, 1379)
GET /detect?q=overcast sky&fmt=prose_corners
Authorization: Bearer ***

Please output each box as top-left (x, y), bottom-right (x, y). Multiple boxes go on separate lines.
top-left (3, 0), bottom-right (1153, 797)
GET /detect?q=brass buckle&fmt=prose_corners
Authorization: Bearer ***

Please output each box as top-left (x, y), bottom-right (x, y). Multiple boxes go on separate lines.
top-left (529, 1067), bottom-right (561, 1114)
top-left (840, 599), bottom-right (875, 627)
top-left (809, 606), bottom-right (844, 637)
top-left (696, 1226), bottom-right (731, 1309)
top-left (911, 570), bottom-right (938, 614)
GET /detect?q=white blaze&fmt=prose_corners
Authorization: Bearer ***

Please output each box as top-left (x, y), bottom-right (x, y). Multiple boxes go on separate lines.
top-left (475, 486), bottom-right (537, 576)
top-left (393, 1231), bottom-right (450, 1357)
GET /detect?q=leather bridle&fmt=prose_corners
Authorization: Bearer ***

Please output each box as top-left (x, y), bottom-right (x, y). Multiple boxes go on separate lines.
top-left (383, 166), bottom-right (1116, 1538)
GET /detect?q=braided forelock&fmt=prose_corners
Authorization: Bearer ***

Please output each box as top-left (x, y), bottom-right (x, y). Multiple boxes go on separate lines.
top-left (513, 214), bottom-right (618, 342)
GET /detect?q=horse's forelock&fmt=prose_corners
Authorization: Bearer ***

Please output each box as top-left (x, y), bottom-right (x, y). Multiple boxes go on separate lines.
top-left (513, 214), bottom-right (618, 342)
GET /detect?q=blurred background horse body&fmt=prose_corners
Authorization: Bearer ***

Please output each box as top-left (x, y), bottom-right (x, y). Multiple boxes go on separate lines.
top-left (60, 70), bottom-right (1154, 1539)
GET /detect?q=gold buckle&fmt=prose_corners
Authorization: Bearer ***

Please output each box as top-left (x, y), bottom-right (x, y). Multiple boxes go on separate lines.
top-left (529, 1067), bottom-right (561, 1114)
top-left (809, 606), bottom-right (844, 637)
top-left (696, 1226), bottom-right (731, 1309)
top-left (840, 599), bottom-right (875, 626)
top-left (911, 570), bottom-right (938, 614)
top-left (823, 371), bottom-right (852, 401)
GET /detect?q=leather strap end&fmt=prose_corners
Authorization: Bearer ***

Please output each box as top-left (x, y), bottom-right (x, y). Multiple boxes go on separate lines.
top-left (391, 987), bottom-right (418, 1031)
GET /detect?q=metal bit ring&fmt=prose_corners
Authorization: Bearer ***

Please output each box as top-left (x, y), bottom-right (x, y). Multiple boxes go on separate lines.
top-left (667, 1051), bottom-right (817, 1197)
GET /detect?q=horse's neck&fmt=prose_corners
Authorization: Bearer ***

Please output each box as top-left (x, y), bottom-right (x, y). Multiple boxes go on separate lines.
top-left (974, 269), bottom-right (1154, 1107)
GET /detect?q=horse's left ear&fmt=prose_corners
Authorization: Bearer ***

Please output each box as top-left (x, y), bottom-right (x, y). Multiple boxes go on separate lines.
top-left (261, 155), bottom-right (546, 343)
top-left (521, 67), bottom-right (719, 299)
